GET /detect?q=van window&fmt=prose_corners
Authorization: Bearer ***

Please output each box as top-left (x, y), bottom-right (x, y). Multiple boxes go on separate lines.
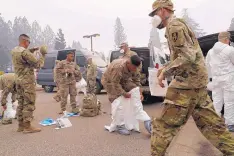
top-left (57, 50), bottom-right (75, 61)
top-left (110, 51), bottom-right (123, 62)
top-left (76, 56), bottom-right (86, 67)
top-left (43, 57), bottom-right (56, 69)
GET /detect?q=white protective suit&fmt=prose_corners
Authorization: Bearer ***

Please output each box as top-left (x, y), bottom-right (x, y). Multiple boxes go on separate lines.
top-left (105, 87), bottom-right (150, 132)
top-left (206, 41), bottom-right (234, 126)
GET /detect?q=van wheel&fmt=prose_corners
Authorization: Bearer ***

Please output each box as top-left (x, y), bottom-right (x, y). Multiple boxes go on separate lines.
top-left (44, 85), bottom-right (54, 93)
top-left (95, 81), bottom-right (102, 94)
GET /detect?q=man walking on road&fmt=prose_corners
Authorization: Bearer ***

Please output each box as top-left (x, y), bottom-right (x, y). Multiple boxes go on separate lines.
top-left (56, 52), bottom-right (82, 114)
top-left (149, 0), bottom-right (234, 155)
top-left (206, 31), bottom-right (234, 132)
top-left (11, 34), bottom-right (47, 134)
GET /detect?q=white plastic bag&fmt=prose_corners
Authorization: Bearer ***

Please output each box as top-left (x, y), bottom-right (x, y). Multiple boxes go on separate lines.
top-left (55, 111), bottom-right (72, 129)
top-left (148, 67), bottom-right (168, 97)
top-left (76, 78), bottom-right (87, 88)
top-left (105, 87), bottom-right (150, 132)
top-left (76, 78), bottom-right (87, 95)
top-left (3, 93), bottom-right (16, 119)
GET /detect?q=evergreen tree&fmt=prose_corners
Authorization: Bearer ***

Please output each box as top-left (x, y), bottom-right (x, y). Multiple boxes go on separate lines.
top-left (72, 40), bottom-right (82, 50)
top-left (54, 28), bottom-right (66, 50)
top-left (182, 9), bottom-right (206, 38)
top-left (114, 17), bottom-right (127, 48)
top-left (228, 18), bottom-right (234, 31)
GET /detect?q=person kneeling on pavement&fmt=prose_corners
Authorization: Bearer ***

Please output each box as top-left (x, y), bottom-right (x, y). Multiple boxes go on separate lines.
top-left (0, 73), bottom-right (17, 125)
top-left (101, 55), bottom-right (151, 135)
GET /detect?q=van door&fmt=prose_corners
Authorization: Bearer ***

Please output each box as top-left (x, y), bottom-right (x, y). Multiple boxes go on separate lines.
top-left (37, 56), bottom-right (56, 86)
top-left (76, 55), bottom-right (87, 79)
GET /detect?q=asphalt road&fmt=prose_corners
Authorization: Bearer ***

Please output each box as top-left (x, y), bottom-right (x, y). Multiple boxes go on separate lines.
top-left (0, 89), bottom-right (231, 156)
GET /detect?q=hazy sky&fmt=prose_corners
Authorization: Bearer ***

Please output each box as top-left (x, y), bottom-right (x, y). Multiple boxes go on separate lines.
top-left (1, 0), bottom-right (234, 55)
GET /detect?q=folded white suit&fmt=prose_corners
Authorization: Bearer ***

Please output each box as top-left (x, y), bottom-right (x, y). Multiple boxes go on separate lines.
top-left (105, 87), bottom-right (150, 132)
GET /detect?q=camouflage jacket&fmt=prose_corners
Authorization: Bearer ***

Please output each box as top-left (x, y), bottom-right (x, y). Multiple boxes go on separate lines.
top-left (55, 60), bottom-right (82, 84)
top-left (87, 63), bottom-right (97, 80)
top-left (11, 46), bottom-right (45, 84)
top-left (102, 59), bottom-right (141, 96)
top-left (163, 16), bottom-right (208, 89)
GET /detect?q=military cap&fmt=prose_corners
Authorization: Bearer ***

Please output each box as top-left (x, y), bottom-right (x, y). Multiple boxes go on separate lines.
top-left (67, 51), bottom-right (74, 55)
top-left (119, 42), bottom-right (128, 48)
top-left (218, 31), bottom-right (231, 40)
top-left (149, 0), bottom-right (174, 17)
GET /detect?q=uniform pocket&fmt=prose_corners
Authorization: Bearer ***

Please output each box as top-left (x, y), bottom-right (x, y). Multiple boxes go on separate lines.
top-left (161, 104), bottom-right (189, 126)
top-left (164, 87), bottom-right (191, 107)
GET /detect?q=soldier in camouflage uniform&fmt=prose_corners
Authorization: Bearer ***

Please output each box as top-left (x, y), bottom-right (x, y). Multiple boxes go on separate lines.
top-left (149, 0), bottom-right (234, 155)
top-left (101, 55), bottom-right (151, 135)
top-left (53, 60), bottom-right (61, 102)
top-left (0, 73), bottom-right (17, 125)
top-left (11, 34), bottom-right (47, 134)
top-left (86, 57), bottom-right (97, 94)
top-left (56, 52), bottom-right (82, 114)
top-left (0, 73), bottom-right (17, 110)
top-left (119, 43), bottom-right (146, 88)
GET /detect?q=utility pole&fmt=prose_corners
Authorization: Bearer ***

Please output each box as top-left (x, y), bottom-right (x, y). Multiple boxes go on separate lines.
top-left (83, 34), bottom-right (100, 51)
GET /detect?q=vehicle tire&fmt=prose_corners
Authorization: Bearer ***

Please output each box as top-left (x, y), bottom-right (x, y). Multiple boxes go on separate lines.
top-left (142, 92), bottom-right (164, 104)
top-left (44, 85), bottom-right (54, 93)
top-left (95, 80), bottom-right (102, 94)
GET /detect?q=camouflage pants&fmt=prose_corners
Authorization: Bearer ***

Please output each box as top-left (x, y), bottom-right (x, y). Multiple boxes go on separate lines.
top-left (60, 82), bottom-right (77, 111)
top-left (16, 82), bottom-right (36, 123)
top-left (87, 78), bottom-right (96, 94)
top-left (151, 87), bottom-right (234, 156)
top-left (53, 82), bottom-right (61, 101)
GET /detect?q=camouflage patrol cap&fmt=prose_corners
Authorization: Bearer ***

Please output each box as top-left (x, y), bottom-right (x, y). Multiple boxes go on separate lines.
top-left (119, 42), bottom-right (128, 48)
top-left (218, 31), bottom-right (231, 40)
top-left (67, 51), bottom-right (74, 55)
top-left (149, 0), bottom-right (174, 17)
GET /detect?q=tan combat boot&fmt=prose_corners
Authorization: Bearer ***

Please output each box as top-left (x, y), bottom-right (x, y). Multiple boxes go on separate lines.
top-left (23, 122), bottom-right (41, 134)
top-left (17, 122), bottom-right (24, 132)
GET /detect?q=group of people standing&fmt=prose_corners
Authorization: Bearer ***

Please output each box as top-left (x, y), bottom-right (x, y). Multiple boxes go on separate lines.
top-left (52, 51), bottom-right (97, 114)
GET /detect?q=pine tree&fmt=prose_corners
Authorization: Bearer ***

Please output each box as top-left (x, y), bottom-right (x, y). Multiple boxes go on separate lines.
top-left (182, 9), bottom-right (206, 38)
top-left (114, 17), bottom-right (127, 48)
top-left (54, 28), bottom-right (66, 50)
top-left (30, 21), bottom-right (43, 47)
top-left (42, 25), bottom-right (56, 50)
top-left (148, 27), bottom-right (161, 49)
top-left (228, 18), bottom-right (234, 31)
top-left (72, 41), bottom-right (82, 50)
